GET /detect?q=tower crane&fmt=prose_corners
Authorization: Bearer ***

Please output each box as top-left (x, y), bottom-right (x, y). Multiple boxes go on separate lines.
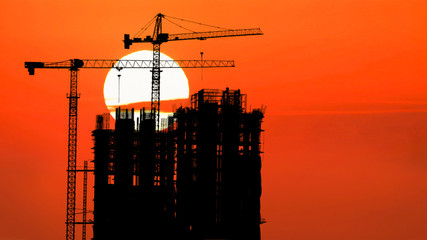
top-left (124, 13), bottom-right (263, 130)
top-left (24, 58), bottom-right (234, 240)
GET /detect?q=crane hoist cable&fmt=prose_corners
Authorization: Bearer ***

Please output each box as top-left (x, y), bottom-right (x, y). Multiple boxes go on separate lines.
top-left (164, 14), bottom-right (230, 30)
top-left (134, 15), bottom-right (157, 38)
top-left (116, 67), bottom-right (123, 103)
top-left (163, 17), bottom-right (198, 33)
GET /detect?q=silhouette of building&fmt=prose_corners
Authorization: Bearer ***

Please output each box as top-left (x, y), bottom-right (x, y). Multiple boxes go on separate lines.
top-left (92, 88), bottom-right (264, 240)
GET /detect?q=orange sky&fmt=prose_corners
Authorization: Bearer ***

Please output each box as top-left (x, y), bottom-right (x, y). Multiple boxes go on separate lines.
top-left (1, 0), bottom-right (427, 239)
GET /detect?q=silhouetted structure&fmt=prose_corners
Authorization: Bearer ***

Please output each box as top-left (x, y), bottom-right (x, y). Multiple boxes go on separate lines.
top-left (92, 88), bottom-right (264, 240)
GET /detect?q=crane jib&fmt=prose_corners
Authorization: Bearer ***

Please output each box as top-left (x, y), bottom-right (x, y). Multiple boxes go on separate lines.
top-left (24, 59), bottom-right (235, 75)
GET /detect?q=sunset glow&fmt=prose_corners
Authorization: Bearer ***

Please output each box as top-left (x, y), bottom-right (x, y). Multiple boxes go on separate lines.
top-left (2, 1), bottom-right (427, 240)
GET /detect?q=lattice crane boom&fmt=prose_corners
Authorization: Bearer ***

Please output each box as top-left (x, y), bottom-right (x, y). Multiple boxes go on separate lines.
top-left (25, 59), bottom-right (234, 75)
top-left (125, 28), bottom-right (263, 47)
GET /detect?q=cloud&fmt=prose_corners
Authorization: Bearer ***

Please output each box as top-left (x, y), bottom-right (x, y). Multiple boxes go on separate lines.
top-left (274, 100), bottom-right (427, 115)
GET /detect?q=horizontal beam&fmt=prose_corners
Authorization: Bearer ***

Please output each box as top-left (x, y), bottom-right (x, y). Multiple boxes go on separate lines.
top-left (25, 59), bottom-right (234, 75)
top-left (74, 221), bottom-right (94, 224)
top-left (75, 169), bottom-right (94, 172)
top-left (168, 28), bottom-right (263, 41)
top-left (129, 28), bottom-right (263, 44)
top-left (83, 59), bottom-right (235, 68)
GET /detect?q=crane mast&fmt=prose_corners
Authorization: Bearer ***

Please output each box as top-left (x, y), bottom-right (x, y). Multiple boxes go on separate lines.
top-left (66, 65), bottom-right (80, 240)
top-left (151, 13), bottom-right (163, 131)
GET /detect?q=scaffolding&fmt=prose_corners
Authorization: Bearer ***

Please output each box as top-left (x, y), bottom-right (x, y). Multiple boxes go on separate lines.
top-left (92, 88), bottom-right (264, 240)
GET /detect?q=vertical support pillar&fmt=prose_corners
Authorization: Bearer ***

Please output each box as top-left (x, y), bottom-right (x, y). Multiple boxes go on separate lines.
top-left (82, 160), bottom-right (88, 240)
top-left (66, 68), bottom-right (79, 240)
top-left (151, 43), bottom-right (162, 211)
top-left (151, 43), bottom-right (161, 131)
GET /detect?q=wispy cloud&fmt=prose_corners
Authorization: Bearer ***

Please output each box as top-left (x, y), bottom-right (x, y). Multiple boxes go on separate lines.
top-left (278, 109), bottom-right (427, 116)
top-left (274, 100), bottom-right (427, 115)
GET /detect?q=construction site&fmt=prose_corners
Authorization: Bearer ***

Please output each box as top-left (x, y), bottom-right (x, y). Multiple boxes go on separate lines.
top-left (93, 88), bottom-right (264, 239)
top-left (25, 13), bottom-right (264, 240)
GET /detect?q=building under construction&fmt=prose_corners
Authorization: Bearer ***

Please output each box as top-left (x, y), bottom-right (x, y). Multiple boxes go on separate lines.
top-left (92, 88), bottom-right (264, 240)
